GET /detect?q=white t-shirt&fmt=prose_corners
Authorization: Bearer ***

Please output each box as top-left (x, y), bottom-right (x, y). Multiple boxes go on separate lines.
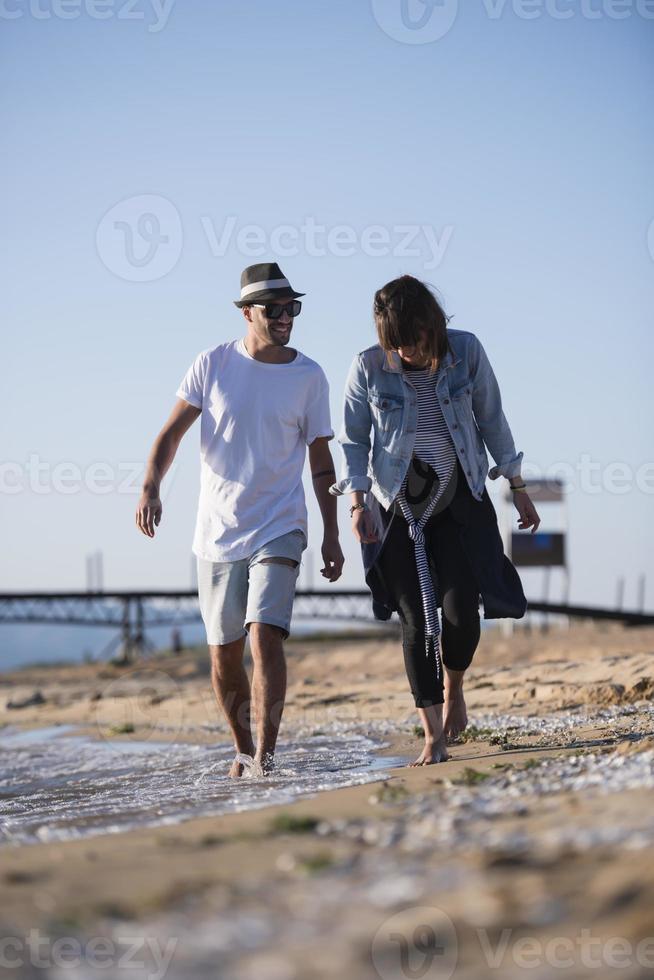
top-left (176, 338), bottom-right (334, 562)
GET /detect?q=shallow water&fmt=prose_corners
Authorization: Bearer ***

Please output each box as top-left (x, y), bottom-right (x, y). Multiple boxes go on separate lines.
top-left (0, 724), bottom-right (404, 847)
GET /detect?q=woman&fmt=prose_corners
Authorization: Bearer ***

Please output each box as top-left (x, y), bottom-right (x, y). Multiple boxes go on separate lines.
top-left (329, 275), bottom-right (540, 766)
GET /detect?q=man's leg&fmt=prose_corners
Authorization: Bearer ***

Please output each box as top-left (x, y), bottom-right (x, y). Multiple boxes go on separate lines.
top-left (208, 637), bottom-right (255, 778)
top-left (248, 621), bottom-right (288, 772)
top-left (246, 539), bottom-right (303, 773)
top-left (197, 555), bottom-right (253, 777)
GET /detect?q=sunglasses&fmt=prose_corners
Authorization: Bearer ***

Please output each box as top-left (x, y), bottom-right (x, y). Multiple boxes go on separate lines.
top-left (251, 300), bottom-right (302, 320)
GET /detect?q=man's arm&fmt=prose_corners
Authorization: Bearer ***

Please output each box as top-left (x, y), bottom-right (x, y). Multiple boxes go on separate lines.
top-left (136, 399), bottom-right (201, 538)
top-left (308, 436), bottom-right (344, 582)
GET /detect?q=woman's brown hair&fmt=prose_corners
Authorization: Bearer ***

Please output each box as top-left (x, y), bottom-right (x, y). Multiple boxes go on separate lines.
top-left (373, 275), bottom-right (453, 374)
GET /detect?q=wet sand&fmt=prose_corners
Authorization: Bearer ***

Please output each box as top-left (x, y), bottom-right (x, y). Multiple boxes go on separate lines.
top-left (1, 621), bottom-right (654, 979)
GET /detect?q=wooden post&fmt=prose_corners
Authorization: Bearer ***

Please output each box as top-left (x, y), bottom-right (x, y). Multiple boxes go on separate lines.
top-left (117, 596), bottom-right (134, 665)
top-left (563, 567), bottom-right (571, 632)
top-left (541, 567), bottom-right (550, 633)
top-left (615, 576), bottom-right (625, 612)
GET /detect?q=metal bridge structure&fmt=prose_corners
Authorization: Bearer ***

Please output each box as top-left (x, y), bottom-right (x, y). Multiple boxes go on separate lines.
top-left (1, 589), bottom-right (653, 663)
top-left (0, 590), bottom-right (380, 662)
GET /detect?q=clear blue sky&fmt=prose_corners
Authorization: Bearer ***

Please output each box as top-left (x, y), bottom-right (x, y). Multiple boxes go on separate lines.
top-left (2, 1), bottom-right (653, 613)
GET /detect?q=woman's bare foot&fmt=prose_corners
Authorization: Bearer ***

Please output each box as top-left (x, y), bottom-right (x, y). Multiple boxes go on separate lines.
top-left (409, 703), bottom-right (450, 766)
top-left (443, 688), bottom-right (468, 741)
top-left (408, 734), bottom-right (449, 766)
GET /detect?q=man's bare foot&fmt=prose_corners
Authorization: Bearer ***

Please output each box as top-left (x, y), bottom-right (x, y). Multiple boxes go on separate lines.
top-left (254, 750), bottom-right (275, 776)
top-left (228, 747), bottom-right (257, 779)
top-left (408, 734), bottom-right (449, 766)
top-left (229, 756), bottom-right (246, 778)
top-left (443, 688), bottom-right (468, 741)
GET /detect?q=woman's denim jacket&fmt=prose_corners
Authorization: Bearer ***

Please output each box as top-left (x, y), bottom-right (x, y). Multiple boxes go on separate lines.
top-left (329, 328), bottom-right (523, 507)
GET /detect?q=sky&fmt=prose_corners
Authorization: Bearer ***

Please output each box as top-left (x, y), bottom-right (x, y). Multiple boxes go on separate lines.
top-left (2, 0), bottom-right (653, 656)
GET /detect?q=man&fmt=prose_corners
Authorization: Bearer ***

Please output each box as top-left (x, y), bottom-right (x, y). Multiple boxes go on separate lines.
top-left (136, 263), bottom-right (344, 777)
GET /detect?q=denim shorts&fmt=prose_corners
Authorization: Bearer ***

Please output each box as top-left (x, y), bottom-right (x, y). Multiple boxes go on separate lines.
top-left (196, 529), bottom-right (307, 645)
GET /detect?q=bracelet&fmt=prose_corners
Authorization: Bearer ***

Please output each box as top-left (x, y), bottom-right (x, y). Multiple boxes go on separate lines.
top-left (511, 484), bottom-right (527, 493)
top-left (349, 503), bottom-right (369, 517)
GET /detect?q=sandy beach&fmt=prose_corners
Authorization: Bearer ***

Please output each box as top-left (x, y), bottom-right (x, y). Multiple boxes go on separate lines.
top-left (2, 621), bottom-right (654, 979)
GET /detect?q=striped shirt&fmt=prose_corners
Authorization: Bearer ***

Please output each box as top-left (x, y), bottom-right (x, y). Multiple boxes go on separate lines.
top-left (394, 365), bottom-right (458, 675)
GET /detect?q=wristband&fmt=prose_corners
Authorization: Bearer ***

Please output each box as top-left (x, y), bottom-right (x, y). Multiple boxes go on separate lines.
top-left (349, 503), bottom-right (369, 517)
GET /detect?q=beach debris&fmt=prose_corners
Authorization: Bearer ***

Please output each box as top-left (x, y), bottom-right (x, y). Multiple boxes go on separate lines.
top-left (458, 724), bottom-right (494, 743)
top-left (629, 676), bottom-right (654, 699)
top-left (275, 852), bottom-right (296, 872)
top-left (451, 767), bottom-right (491, 786)
top-left (107, 722), bottom-right (135, 735)
top-left (270, 814), bottom-right (320, 835)
top-left (6, 690), bottom-right (46, 710)
top-left (368, 782), bottom-right (410, 805)
top-left (296, 851), bottom-right (334, 875)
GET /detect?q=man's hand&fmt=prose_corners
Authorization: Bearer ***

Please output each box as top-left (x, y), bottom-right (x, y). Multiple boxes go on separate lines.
top-left (514, 492), bottom-right (540, 534)
top-left (351, 508), bottom-right (378, 544)
top-left (308, 437), bottom-right (344, 581)
top-left (136, 491), bottom-right (162, 538)
top-left (136, 399), bottom-right (201, 540)
top-left (321, 532), bottom-right (344, 582)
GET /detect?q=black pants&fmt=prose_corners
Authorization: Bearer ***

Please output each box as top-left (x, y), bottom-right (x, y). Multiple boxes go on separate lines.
top-left (376, 488), bottom-right (481, 708)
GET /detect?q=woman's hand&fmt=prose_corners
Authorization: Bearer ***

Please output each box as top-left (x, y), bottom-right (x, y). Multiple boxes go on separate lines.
top-left (513, 492), bottom-right (540, 534)
top-left (352, 508), bottom-right (379, 544)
